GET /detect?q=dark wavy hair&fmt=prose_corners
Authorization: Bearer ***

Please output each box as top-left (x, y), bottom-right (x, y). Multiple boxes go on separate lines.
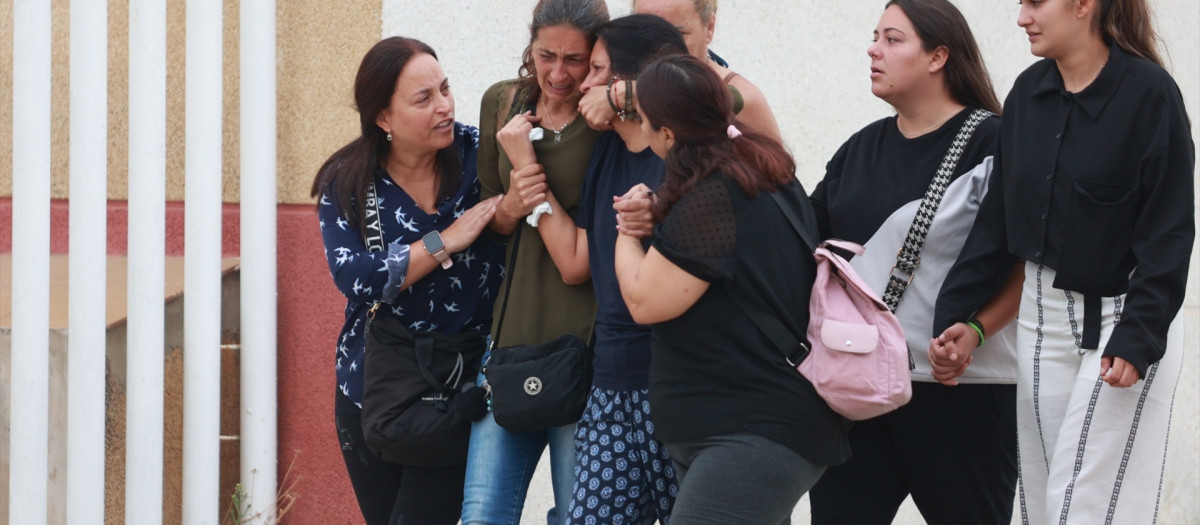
top-left (310, 37), bottom-right (461, 235)
top-left (597, 14), bottom-right (688, 80)
top-left (636, 55), bottom-right (795, 221)
top-left (514, 0), bottom-right (610, 104)
top-left (886, 0), bottom-right (1001, 114)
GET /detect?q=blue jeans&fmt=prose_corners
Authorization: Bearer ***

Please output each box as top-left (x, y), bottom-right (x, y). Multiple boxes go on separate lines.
top-left (461, 362), bottom-right (578, 525)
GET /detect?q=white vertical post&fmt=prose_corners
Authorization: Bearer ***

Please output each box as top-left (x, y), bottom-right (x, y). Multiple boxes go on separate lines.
top-left (8, 1), bottom-right (52, 524)
top-left (125, 0), bottom-right (167, 522)
top-left (240, 1), bottom-right (279, 522)
top-left (68, 0), bottom-right (108, 521)
top-left (182, 0), bottom-right (223, 523)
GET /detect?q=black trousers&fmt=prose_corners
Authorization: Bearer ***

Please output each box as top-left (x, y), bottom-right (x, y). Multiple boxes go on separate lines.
top-left (809, 382), bottom-right (1018, 525)
top-left (335, 391), bottom-right (466, 525)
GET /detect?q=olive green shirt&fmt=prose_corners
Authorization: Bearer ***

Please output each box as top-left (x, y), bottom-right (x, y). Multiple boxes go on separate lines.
top-left (478, 79), bottom-right (600, 346)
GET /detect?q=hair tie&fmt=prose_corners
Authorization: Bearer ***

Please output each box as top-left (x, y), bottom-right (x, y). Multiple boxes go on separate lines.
top-left (726, 124), bottom-right (742, 139)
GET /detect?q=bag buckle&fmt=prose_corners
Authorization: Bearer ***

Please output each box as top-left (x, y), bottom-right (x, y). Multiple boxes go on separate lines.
top-left (786, 341), bottom-right (811, 368)
top-left (887, 264), bottom-right (915, 286)
top-left (889, 250), bottom-right (919, 285)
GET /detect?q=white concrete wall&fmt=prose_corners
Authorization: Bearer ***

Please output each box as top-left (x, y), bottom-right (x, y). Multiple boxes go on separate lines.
top-left (384, 1), bottom-right (1199, 523)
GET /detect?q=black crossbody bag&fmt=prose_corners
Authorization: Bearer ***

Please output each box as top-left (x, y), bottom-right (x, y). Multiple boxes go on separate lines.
top-left (481, 226), bottom-right (594, 432)
top-left (358, 180), bottom-right (487, 468)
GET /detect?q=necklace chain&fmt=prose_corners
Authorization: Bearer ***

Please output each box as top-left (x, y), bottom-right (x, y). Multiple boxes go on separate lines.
top-left (540, 96), bottom-right (579, 143)
top-left (1066, 51), bottom-right (1109, 93)
top-left (899, 108), bottom-right (959, 139)
top-left (1084, 54), bottom-right (1109, 89)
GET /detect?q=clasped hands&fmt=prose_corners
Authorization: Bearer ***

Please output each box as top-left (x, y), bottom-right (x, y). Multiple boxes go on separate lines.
top-left (927, 323), bottom-right (1140, 388)
top-left (614, 183), bottom-right (657, 239)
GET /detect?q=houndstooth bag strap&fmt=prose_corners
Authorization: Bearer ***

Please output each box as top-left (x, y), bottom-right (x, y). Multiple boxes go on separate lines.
top-left (882, 108), bottom-right (992, 312)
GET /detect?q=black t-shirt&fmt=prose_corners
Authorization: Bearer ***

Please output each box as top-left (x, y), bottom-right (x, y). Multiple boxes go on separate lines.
top-left (809, 108), bottom-right (999, 244)
top-left (576, 131), bottom-right (664, 390)
top-left (648, 173), bottom-right (851, 465)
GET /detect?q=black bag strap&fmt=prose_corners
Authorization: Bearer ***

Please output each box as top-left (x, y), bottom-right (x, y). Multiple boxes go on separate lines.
top-left (768, 190), bottom-right (818, 253)
top-left (882, 108), bottom-right (991, 311)
top-left (725, 189), bottom-right (815, 366)
top-left (489, 225), bottom-right (524, 351)
top-left (489, 221), bottom-right (596, 353)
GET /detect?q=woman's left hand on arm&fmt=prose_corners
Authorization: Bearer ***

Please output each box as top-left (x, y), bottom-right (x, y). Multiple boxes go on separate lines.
top-left (441, 195), bottom-right (504, 253)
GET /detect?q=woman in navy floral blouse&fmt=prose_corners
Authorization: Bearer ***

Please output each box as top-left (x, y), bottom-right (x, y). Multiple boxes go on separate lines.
top-left (311, 37), bottom-right (505, 525)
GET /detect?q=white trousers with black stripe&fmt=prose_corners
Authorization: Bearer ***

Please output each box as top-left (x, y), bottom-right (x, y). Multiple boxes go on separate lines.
top-left (1016, 262), bottom-right (1182, 525)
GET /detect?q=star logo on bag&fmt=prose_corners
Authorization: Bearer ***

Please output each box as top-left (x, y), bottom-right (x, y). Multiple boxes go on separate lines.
top-left (523, 377), bottom-right (542, 396)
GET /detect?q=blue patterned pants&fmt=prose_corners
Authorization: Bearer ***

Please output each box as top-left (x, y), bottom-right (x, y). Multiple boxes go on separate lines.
top-left (565, 388), bottom-right (678, 525)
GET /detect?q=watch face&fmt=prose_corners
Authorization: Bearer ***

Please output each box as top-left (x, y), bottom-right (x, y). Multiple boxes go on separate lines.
top-left (424, 231), bottom-right (445, 252)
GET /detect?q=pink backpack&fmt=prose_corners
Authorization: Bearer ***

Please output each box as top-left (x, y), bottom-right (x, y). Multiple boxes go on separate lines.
top-left (799, 240), bottom-right (911, 420)
top-left (756, 110), bottom-right (989, 420)
top-left (740, 189), bottom-right (912, 422)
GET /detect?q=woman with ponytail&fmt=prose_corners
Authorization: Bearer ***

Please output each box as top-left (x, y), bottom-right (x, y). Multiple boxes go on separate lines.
top-left (311, 37), bottom-right (504, 524)
top-left (613, 54), bottom-right (849, 525)
top-left (934, 1), bottom-right (1194, 523)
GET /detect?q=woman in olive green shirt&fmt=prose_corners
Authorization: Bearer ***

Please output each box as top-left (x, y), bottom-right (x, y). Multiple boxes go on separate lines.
top-left (461, 1), bottom-right (608, 524)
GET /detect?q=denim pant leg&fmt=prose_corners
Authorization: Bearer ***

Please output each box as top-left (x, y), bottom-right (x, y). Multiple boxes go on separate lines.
top-left (546, 421), bottom-right (578, 521)
top-left (461, 408), bottom-right (546, 525)
top-left (462, 354), bottom-right (580, 525)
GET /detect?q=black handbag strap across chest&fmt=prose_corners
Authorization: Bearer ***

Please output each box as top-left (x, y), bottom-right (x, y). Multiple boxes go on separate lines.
top-left (489, 226), bottom-right (524, 350)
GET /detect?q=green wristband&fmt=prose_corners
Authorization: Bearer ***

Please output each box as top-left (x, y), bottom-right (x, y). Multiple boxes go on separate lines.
top-left (966, 319), bottom-right (985, 347)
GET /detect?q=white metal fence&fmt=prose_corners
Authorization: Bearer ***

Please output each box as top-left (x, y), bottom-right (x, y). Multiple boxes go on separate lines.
top-left (7, 0), bottom-right (278, 523)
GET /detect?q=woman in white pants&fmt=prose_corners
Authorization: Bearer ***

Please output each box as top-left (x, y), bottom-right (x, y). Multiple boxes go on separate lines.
top-left (932, 0), bottom-right (1194, 523)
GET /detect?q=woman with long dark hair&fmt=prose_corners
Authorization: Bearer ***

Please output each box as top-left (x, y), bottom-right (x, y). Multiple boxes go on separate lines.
top-left (613, 54), bottom-right (849, 525)
top-left (311, 37), bottom-right (504, 525)
top-left (502, 14), bottom-right (690, 524)
top-left (806, 2), bottom-right (1021, 523)
top-left (463, 1), bottom-right (609, 523)
top-left (935, 0), bottom-right (1193, 523)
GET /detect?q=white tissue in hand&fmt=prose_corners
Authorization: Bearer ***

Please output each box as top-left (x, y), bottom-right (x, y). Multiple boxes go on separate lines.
top-left (528, 128), bottom-right (545, 142)
top-left (526, 202), bottom-right (553, 227)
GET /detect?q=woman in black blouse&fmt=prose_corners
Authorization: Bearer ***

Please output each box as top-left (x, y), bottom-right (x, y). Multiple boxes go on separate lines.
top-left (934, 1), bottom-right (1194, 523)
top-left (807, 2), bottom-right (1020, 523)
top-left (614, 54), bottom-right (849, 525)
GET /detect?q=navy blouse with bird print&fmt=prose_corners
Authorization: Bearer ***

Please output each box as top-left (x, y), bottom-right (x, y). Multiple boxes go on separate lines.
top-left (318, 122), bottom-right (504, 407)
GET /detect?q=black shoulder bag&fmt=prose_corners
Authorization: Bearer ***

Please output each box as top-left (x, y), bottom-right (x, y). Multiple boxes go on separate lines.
top-left (481, 226), bottom-right (594, 432)
top-left (359, 180), bottom-right (488, 468)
